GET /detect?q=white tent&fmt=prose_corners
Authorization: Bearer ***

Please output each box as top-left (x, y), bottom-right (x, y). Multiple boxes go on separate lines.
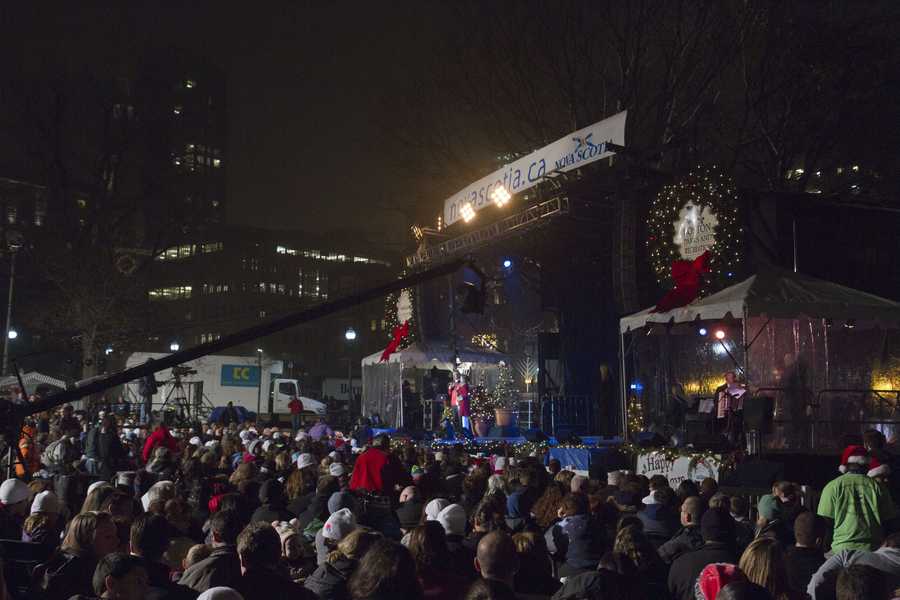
top-left (620, 268), bottom-right (900, 333)
top-left (0, 371), bottom-right (68, 393)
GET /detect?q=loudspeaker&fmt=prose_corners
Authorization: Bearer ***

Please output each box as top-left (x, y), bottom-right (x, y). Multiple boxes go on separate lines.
top-left (744, 396), bottom-right (774, 431)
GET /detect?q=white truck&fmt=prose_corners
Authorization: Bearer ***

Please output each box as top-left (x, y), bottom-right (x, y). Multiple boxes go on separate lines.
top-left (124, 352), bottom-right (326, 422)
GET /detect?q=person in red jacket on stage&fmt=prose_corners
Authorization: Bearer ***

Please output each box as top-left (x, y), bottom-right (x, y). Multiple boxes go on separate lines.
top-left (349, 434), bottom-right (411, 498)
top-left (142, 422), bottom-right (179, 464)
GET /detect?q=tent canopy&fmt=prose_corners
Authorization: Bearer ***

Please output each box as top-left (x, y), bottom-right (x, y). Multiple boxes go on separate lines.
top-left (0, 371), bottom-right (68, 393)
top-left (362, 340), bottom-right (507, 370)
top-left (620, 269), bottom-right (900, 333)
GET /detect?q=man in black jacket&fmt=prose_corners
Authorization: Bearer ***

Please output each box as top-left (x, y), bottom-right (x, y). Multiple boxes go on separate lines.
top-left (658, 495), bottom-right (705, 564)
top-left (85, 414), bottom-right (126, 478)
top-left (668, 507), bottom-right (738, 600)
top-left (784, 511), bottom-right (826, 594)
top-left (250, 479), bottom-right (293, 524)
top-left (178, 510), bottom-right (244, 593)
top-left (233, 522), bottom-right (315, 599)
top-left (129, 513), bottom-right (196, 600)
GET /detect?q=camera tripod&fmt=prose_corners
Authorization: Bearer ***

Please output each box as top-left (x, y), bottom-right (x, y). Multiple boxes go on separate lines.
top-left (160, 375), bottom-right (193, 426)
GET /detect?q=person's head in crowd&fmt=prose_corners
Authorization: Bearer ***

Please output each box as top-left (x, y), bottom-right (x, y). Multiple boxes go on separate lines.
top-left (323, 508), bottom-right (357, 545)
top-left (648, 474), bottom-right (669, 492)
top-left (372, 434), bottom-right (391, 452)
top-left (617, 514), bottom-right (643, 533)
top-left (611, 485), bottom-right (642, 514)
top-left (570, 475), bottom-right (588, 495)
top-left (472, 500), bottom-right (504, 534)
top-left (91, 552), bottom-right (148, 600)
top-left (695, 563), bottom-right (747, 600)
top-left (863, 428), bottom-right (887, 453)
top-left (547, 459), bottom-right (561, 476)
top-left (104, 491), bottom-right (135, 519)
top-left (408, 521), bottom-right (450, 575)
top-left (700, 477), bottom-right (719, 499)
top-left (596, 551), bottom-right (638, 577)
top-left (0, 478), bottom-right (31, 518)
top-left (257, 479), bottom-right (285, 507)
top-left (676, 479), bottom-right (700, 502)
top-left (62, 511), bottom-right (119, 560)
top-left (709, 492), bottom-right (730, 510)
top-left (701, 506), bottom-right (735, 544)
top-left (210, 510), bottom-right (244, 547)
top-left (183, 543), bottom-right (212, 570)
top-left (532, 481), bottom-right (566, 529)
top-left (554, 470), bottom-right (575, 490)
top-left (465, 577), bottom-right (519, 600)
top-left (681, 496), bottom-right (705, 528)
top-left (29, 489), bottom-right (61, 524)
top-left (794, 511), bottom-right (825, 549)
top-left (730, 495), bottom-right (749, 521)
top-left (236, 522), bottom-right (281, 574)
top-left (130, 512), bottom-right (171, 562)
top-left (326, 527), bottom-right (381, 567)
top-left (272, 521), bottom-right (303, 561)
top-left (82, 484), bottom-right (116, 514)
top-left (716, 581), bottom-right (775, 600)
top-left (836, 565), bottom-right (885, 600)
top-left (348, 538), bottom-right (423, 600)
top-left (739, 537), bottom-right (792, 599)
top-left (613, 524), bottom-right (658, 571)
top-left (558, 491), bottom-right (588, 520)
top-left (317, 475), bottom-right (340, 499)
top-left (475, 531), bottom-right (519, 588)
top-left (437, 503), bottom-right (467, 538)
top-left (772, 481), bottom-right (797, 504)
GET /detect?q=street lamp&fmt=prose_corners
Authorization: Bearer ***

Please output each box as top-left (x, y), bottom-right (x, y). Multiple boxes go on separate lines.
top-left (344, 328), bottom-right (356, 406)
top-left (256, 348), bottom-right (263, 417)
top-left (169, 342), bottom-right (180, 352)
top-left (7, 330), bottom-right (17, 340)
top-left (344, 327), bottom-right (357, 341)
top-left (1, 230), bottom-right (23, 375)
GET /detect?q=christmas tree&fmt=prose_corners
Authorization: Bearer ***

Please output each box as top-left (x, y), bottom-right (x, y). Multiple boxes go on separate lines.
top-left (493, 361), bottom-right (518, 409)
top-left (469, 385), bottom-right (496, 420)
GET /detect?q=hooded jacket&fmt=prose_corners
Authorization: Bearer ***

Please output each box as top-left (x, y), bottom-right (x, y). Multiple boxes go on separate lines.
top-left (303, 556), bottom-right (355, 600)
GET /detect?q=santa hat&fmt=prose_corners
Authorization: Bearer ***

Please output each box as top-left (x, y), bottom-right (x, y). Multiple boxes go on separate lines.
top-left (869, 455), bottom-right (891, 478)
top-left (839, 445), bottom-right (870, 473)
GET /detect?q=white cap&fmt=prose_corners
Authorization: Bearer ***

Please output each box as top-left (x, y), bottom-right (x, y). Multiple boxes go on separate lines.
top-left (189, 436), bottom-right (202, 447)
top-left (329, 463), bottom-right (346, 477)
top-left (205, 440), bottom-right (219, 448)
top-left (295, 431), bottom-right (308, 442)
top-left (322, 507), bottom-right (356, 541)
top-left (0, 478), bottom-right (30, 505)
top-left (437, 503), bottom-right (466, 537)
top-left (31, 490), bottom-right (61, 515)
top-left (197, 587), bottom-right (245, 600)
top-left (328, 451), bottom-right (338, 460)
top-left (297, 453), bottom-right (315, 470)
top-left (424, 498), bottom-right (450, 521)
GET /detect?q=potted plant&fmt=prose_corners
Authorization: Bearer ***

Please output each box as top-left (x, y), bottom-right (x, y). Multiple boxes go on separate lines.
top-left (492, 362), bottom-right (518, 428)
top-left (469, 385), bottom-right (495, 437)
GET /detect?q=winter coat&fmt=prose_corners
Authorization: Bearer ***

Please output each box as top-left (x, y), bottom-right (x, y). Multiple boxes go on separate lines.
top-left (807, 547), bottom-right (900, 600)
top-left (142, 426), bottom-right (178, 463)
top-left (31, 549), bottom-right (96, 600)
top-left (233, 567), bottom-right (315, 600)
top-left (251, 502), bottom-right (294, 524)
top-left (667, 542), bottom-right (737, 600)
top-left (177, 545), bottom-right (242, 593)
top-left (545, 514), bottom-right (606, 576)
top-left (637, 504), bottom-right (679, 547)
top-left (288, 491), bottom-right (316, 519)
top-left (304, 556), bottom-right (355, 600)
top-left (348, 447), bottom-right (411, 497)
top-left (657, 524), bottom-right (704, 564)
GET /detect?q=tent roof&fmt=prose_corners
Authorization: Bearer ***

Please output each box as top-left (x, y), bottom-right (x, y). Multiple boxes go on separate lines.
top-left (620, 269), bottom-right (900, 333)
top-left (0, 371), bottom-right (68, 391)
top-left (362, 340), bottom-right (507, 369)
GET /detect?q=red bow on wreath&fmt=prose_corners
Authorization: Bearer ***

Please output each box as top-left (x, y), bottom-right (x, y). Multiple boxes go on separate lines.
top-left (380, 320), bottom-right (410, 362)
top-left (651, 251), bottom-right (711, 313)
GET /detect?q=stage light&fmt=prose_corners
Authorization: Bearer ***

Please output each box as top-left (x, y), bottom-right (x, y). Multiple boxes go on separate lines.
top-left (844, 320), bottom-right (856, 329)
top-left (490, 185), bottom-right (511, 207)
top-left (460, 203), bottom-right (476, 223)
top-left (714, 330), bottom-right (726, 340)
top-left (169, 342), bottom-right (180, 352)
top-left (698, 327), bottom-right (708, 336)
top-left (502, 259), bottom-right (512, 269)
top-left (256, 347), bottom-right (263, 353)
top-left (629, 382), bottom-right (644, 392)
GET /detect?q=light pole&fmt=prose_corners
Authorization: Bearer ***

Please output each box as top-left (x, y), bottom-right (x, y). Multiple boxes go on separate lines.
top-left (1, 231), bottom-right (23, 375)
top-left (256, 348), bottom-right (263, 417)
top-left (344, 328), bottom-right (356, 406)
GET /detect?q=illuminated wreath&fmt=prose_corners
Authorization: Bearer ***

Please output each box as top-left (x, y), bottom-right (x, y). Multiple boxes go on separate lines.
top-left (384, 276), bottom-right (419, 349)
top-left (647, 165), bottom-right (743, 295)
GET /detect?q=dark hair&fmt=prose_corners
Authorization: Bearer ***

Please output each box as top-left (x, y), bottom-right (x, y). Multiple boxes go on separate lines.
top-left (465, 577), bottom-right (518, 600)
top-left (793, 512), bottom-right (824, 547)
top-left (730, 495), bottom-right (749, 517)
top-left (676, 480), bottom-right (700, 501)
top-left (836, 565), bottom-right (884, 600)
top-left (210, 509), bottom-right (245, 545)
top-left (130, 513), bottom-right (171, 561)
top-left (716, 581), bottom-right (775, 600)
top-left (648, 475), bottom-right (669, 490)
top-left (317, 475), bottom-right (340, 496)
top-left (863, 429), bottom-right (886, 451)
top-left (92, 552), bottom-right (145, 595)
top-left (597, 551), bottom-right (638, 577)
top-left (237, 522), bottom-right (281, 569)
top-left (348, 539), bottom-right (423, 600)
top-left (700, 477), bottom-right (719, 497)
top-left (559, 493), bottom-right (587, 517)
top-left (407, 521), bottom-right (448, 574)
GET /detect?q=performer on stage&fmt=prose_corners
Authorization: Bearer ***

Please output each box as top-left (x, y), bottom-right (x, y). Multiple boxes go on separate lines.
top-left (448, 371), bottom-right (471, 434)
top-left (716, 371), bottom-right (747, 446)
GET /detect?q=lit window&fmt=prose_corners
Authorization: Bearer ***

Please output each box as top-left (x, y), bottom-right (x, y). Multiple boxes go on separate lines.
top-left (148, 285), bottom-right (192, 301)
top-left (259, 310), bottom-right (266, 318)
top-left (184, 79), bottom-right (196, 89)
top-left (212, 158), bottom-right (221, 168)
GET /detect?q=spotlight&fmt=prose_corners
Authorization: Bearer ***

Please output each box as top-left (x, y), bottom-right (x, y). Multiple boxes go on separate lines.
top-left (7, 330), bottom-right (17, 340)
top-left (490, 185), bottom-right (511, 207)
top-left (714, 330), bottom-right (726, 340)
top-left (629, 382), bottom-right (644, 392)
top-left (844, 320), bottom-right (856, 329)
top-left (698, 327), bottom-right (708, 337)
top-left (344, 327), bottom-right (357, 341)
top-left (460, 203), bottom-right (476, 223)
top-left (502, 259), bottom-right (512, 269)
top-left (169, 342), bottom-right (180, 352)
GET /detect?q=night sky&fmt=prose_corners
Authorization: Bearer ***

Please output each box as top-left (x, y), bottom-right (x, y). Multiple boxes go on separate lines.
top-left (3, 2), bottom-right (447, 244)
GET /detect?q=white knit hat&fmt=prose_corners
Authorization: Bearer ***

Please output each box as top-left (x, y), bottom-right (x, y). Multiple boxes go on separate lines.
top-left (297, 453), bottom-right (315, 470)
top-left (295, 431), bottom-right (308, 442)
top-left (424, 498), bottom-right (450, 521)
top-left (329, 463), bottom-right (346, 477)
top-left (31, 490), bottom-right (61, 515)
top-left (437, 503), bottom-right (466, 537)
top-left (141, 480), bottom-right (175, 511)
top-left (322, 507), bottom-right (356, 541)
top-left (197, 587), bottom-right (245, 600)
top-left (0, 478), bottom-right (30, 505)
top-left (189, 436), bottom-right (202, 447)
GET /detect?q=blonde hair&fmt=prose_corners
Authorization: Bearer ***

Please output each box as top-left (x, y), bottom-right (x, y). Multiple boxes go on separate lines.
top-left (326, 528), bottom-right (381, 565)
top-left (62, 511), bottom-right (113, 557)
top-left (739, 537), bottom-right (791, 600)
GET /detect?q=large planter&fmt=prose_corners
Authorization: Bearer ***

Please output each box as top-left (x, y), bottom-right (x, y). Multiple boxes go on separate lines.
top-left (473, 417), bottom-right (491, 437)
top-left (494, 408), bottom-right (517, 428)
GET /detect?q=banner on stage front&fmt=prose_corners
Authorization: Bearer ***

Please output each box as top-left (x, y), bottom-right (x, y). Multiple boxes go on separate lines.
top-left (443, 110), bottom-right (627, 227)
top-left (636, 451), bottom-right (720, 488)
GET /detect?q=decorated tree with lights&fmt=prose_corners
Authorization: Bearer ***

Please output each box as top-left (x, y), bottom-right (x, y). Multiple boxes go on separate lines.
top-left (647, 165), bottom-right (743, 296)
top-left (492, 361), bottom-right (518, 409)
top-left (469, 384), bottom-right (497, 421)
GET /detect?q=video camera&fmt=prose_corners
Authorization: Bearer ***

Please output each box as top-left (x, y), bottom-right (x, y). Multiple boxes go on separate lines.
top-left (171, 365), bottom-right (197, 378)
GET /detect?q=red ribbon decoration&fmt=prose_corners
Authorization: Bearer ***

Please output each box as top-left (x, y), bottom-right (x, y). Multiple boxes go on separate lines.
top-left (651, 250), bottom-right (711, 313)
top-left (380, 320), bottom-right (410, 362)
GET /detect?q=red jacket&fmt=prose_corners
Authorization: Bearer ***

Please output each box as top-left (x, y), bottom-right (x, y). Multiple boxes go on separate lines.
top-left (142, 425), bottom-right (178, 463)
top-left (349, 447), bottom-right (411, 496)
top-left (288, 398), bottom-right (304, 414)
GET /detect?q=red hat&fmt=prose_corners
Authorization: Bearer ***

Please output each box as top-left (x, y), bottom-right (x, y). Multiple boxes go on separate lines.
top-left (839, 445), bottom-right (870, 473)
top-left (869, 455), bottom-right (890, 478)
top-left (695, 563), bottom-right (746, 600)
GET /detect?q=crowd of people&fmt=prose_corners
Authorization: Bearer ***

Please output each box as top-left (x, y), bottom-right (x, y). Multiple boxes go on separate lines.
top-left (2, 406), bottom-right (900, 600)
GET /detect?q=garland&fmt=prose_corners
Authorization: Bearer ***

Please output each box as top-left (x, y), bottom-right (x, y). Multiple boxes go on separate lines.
top-left (647, 165), bottom-right (743, 295)
top-left (620, 442), bottom-right (739, 473)
top-left (384, 273), bottom-right (419, 350)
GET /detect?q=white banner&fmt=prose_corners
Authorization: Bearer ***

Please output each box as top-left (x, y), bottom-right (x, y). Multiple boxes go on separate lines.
top-left (636, 451), bottom-right (721, 488)
top-left (443, 110), bottom-right (628, 227)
